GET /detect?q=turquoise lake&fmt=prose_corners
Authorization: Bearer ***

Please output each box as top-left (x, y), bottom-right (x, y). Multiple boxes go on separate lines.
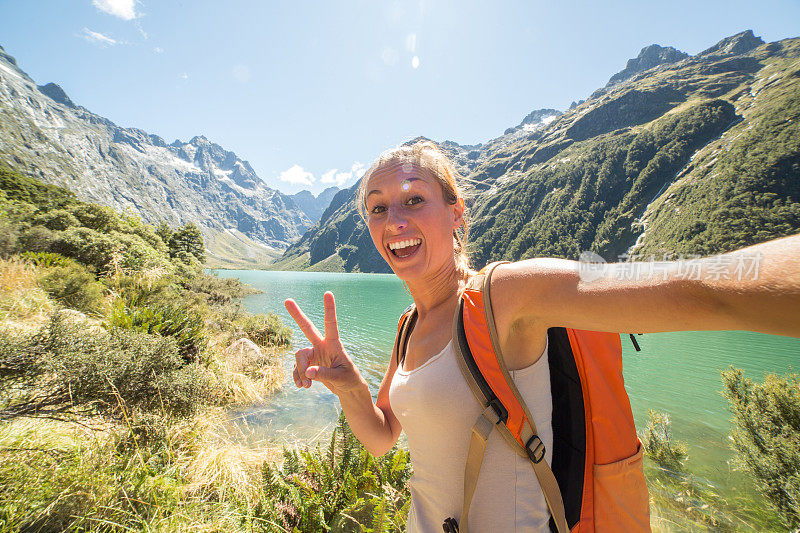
top-left (214, 269), bottom-right (800, 516)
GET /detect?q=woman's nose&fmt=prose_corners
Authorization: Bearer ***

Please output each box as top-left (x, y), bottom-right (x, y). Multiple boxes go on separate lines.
top-left (386, 206), bottom-right (408, 230)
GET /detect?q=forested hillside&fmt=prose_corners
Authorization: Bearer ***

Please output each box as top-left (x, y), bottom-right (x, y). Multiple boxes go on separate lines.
top-left (276, 30), bottom-right (800, 272)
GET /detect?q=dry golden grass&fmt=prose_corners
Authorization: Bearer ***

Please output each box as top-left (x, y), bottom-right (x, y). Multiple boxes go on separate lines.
top-left (0, 258), bottom-right (54, 330)
top-left (205, 334), bottom-right (286, 405)
top-left (175, 409), bottom-right (280, 503)
top-left (0, 410), bottom-right (282, 531)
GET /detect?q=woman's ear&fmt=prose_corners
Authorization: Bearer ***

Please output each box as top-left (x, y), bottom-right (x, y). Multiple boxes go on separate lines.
top-left (452, 197), bottom-right (465, 229)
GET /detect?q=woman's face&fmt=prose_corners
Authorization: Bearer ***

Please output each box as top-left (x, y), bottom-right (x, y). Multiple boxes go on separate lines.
top-left (364, 160), bottom-right (463, 282)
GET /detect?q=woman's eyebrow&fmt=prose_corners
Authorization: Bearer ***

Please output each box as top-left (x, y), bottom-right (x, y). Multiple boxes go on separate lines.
top-left (367, 177), bottom-right (424, 198)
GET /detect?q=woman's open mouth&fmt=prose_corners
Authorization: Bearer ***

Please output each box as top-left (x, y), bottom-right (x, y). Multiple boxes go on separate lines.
top-left (388, 238), bottom-right (422, 259)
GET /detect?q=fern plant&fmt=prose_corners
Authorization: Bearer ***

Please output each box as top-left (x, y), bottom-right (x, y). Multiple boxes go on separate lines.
top-left (20, 251), bottom-right (74, 268)
top-left (258, 411), bottom-right (411, 532)
top-left (107, 302), bottom-right (206, 362)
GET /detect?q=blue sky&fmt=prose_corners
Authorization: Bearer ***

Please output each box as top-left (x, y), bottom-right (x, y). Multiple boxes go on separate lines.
top-left (1, 1), bottom-right (798, 195)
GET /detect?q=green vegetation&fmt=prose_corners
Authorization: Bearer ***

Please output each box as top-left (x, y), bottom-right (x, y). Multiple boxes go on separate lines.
top-left (642, 407), bottom-right (783, 531)
top-left (472, 100), bottom-right (738, 263)
top-left (723, 368), bottom-right (800, 529)
top-left (278, 37), bottom-right (800, 272)
top-left (165, 221), bottom-right (207, 263)
top-left (0, 313), bottom-right (211, 421)
top-left (0, 165), bottom-right (296, 530)
top-left (257, 412), bottom-right (411, 532)
top-left (635, 59), bottom-right (800, 257)
top-left (641, 410), bottom-right (688, 471)
top-left (107, 302), bottom-right (207, 363)
top-left (37, 257), bottom-right (109, 316)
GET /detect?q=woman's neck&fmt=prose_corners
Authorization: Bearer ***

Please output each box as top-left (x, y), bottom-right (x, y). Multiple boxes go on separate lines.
top-left (406, 261), bottom-right (469, 318)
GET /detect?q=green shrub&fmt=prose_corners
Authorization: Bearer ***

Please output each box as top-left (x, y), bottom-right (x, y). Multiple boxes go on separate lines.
top-left (121, 213), bottom-right (169, 254)
top-left (722, 367), bottom-right (800, 529)
top-left (106, 270), bottom-right (179, 308)
top-left (173, 252), bottom-right (204, 278)
top-left (53, 226), bottom-right (120, 272)
top-left (242, 313), bottom-right (292, 348)
top-left (155, 221), bottom-right (173, 245)
top-left (109, 230), bottom-right (173, 271)
top-left (69, 202), bottom-right (120, 232)
top-left (21, 251), bottom-right (73, 268)
top-left (182, 272), bottom-right (253, 306)
top-left (0, 314), bottom-right (213, 421)
top-left (36, 261), bottom-right (108, 316)
top-left (641, 409), bottom-right (688, 471)
top-left (33, 208), bottom-right (79, 231)
top-left (108, 302), bottom-right (206, 362)
top-left (0, 219), bottom-right (19, 258)
top-left (17, 225), bottom-right (58, 253)
top-left (257, 411), bottom-right (411, 532)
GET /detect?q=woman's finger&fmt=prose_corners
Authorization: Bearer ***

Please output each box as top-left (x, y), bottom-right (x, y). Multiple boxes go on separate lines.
top-left (294, 347), bottom-right (314, 388)
top-left (323, 291), bottom-right (339, 341)
top-left (285, 298), bottom-right (323, 345)
top-left (306, 364), bottom-right (345, 386)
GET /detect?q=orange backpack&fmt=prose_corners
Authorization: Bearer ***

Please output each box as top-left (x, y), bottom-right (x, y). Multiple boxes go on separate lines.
top-left (394, 262), bottom-right (650, 532)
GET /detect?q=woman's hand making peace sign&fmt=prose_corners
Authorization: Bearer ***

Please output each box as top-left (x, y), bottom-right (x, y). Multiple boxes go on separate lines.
top-left (284, 292), bottom-right (365, 396)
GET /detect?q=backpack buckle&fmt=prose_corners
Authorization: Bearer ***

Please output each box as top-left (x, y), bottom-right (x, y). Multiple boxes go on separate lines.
top-left (525, 434), bottom-right (546, 464)
top-left (486, 397), bottom-right (508, 424)
top-left (442, 517), bottom-right (459, 532)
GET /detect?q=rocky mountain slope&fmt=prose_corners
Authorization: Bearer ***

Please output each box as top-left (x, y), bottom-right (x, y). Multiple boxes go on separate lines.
top-left (288, 187), bottom-right (340, 224)
top-left (0, 45), bottom-right (311, 265)
top-left (275, 30), bottom-right (800, 272)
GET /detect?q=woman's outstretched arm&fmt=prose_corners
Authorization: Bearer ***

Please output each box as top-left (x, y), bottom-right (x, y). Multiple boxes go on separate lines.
top-left (285, 292), bottom-right (401, 456)
top-left (492, 232), bottom-right (800, 338)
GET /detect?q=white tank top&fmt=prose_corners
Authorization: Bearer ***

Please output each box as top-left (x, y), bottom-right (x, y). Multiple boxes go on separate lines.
top-left (388, 336), bottom-right (553, 532)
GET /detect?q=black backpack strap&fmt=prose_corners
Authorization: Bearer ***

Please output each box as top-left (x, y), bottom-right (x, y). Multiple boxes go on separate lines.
top-left (394, 305), bottom-right (417, 368)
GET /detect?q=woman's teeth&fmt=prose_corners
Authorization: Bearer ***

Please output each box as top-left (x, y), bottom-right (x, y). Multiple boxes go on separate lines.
top-left (389, 238), bottom-right (422, 257)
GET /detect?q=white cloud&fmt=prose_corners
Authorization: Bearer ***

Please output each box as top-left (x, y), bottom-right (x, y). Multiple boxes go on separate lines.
top-left (81, 27), bottom-right (118, 46)
top-left (351, 162), bottom-right (366, 178)
top-left (320, 169), bottom-right (338, 184)
top-left (411, 56), bottom-right (420, 69)
top-left (232, 64), bottom-right (251, 83)
top-left (320, 162), bottom-right (366, 187)
top-left (92, 0), bottom-right (138, 20)
top-left (278, 165), bottom-right (315, 186)
top-left (320, 168), bottom-right (351, 186)
top-left (179, 72), bottom-right (188, 79)
top-left (153, 46), bottom-right (163, 54)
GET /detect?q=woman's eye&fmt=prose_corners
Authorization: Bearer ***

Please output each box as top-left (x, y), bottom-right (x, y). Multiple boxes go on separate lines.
top-left (406, 196), bottom-right (423, 206)
top-left (370, 205), bottom-right (386, 214)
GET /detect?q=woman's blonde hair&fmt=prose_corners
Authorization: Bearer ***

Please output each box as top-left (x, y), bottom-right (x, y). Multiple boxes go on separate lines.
top-left (356, 140), bottom-right (470, 273)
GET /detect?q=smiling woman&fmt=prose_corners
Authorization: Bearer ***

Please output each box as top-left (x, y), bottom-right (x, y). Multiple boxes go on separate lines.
top-left (356, 142), bottom-right (470, 277)
top-left (284, 140), bottom-right (800, 533)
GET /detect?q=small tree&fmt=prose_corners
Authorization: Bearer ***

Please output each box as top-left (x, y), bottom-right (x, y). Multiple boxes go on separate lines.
top-left (722, 367), bottom-right (800, 529)
top-left (168, 223), bottom-right (205, 263)
top-left (155, 221), bottom-right (173, 246)
top-left (640, 409), bottom-right (688, 471)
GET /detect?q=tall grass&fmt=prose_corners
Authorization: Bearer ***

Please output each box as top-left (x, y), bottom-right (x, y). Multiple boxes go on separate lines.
top-left (0, 258), bottom-right (54, 328)
top-left (0, 412), bottom-right (279, 531)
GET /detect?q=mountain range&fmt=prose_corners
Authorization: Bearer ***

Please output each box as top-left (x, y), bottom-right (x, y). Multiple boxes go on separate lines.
top-left (273, 30), bottom-right (800, 272)
top-left (0, 45), bottom-right (337, 267)
top-left (1, 30), bottom-right (797, 273)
